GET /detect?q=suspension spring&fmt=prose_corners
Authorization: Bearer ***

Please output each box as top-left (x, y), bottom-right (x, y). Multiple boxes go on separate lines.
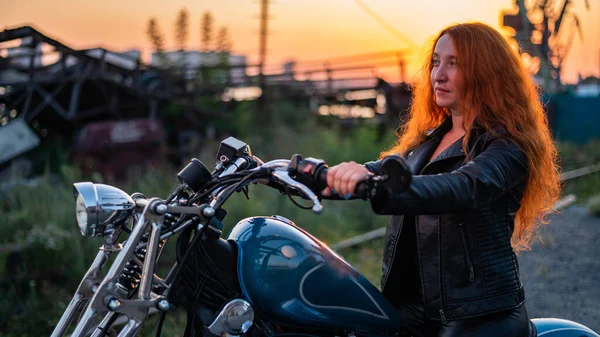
top-left (115, 205), bottom-right (183, 295)
top-left (163, 212), bottom-right (180, 229)
top-left (116, 246), bottom-right (147, 294)
top-left (115, 219), bottom-right (176, 294)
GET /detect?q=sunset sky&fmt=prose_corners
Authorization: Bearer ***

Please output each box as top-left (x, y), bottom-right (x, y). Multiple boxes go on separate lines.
top-left (1, 0), bottom-right (598, 83)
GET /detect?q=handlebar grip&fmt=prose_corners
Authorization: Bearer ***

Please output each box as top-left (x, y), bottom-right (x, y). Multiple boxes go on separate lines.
top-left (354, 180), bottom-right (368, 199)
top-left (291, 155), bottom-right (403, 201)
top-left (316, 166), bottom-right (328, 191)
top-left (315, 166), bottom-right (368, 200)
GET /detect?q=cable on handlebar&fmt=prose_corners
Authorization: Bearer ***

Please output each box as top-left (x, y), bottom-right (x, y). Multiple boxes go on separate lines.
top-left (187, 172), bottom-right (256, 204)
top-left (166, 184), bottom-right (188, 204)
top-left (284, 184), bottom-right (314, 210)
top-left (212, 170), bottom-right (264, 209)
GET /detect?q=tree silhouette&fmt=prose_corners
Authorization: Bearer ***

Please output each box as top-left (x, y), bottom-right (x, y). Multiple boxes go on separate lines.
top-left (216, 27), bottom-right (232, 54)
top-left (201, 11), bottom-right (214, 52)
top-left (175, 8), bottom-right (189, 51)
top-left (147, 17), bottom-right (165, 52)
top-left (147, 17), bottom-right (167, 67)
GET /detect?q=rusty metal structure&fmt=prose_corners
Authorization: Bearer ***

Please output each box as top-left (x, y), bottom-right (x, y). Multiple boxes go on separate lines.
top-left (0, 26), bottom-right (225, 129)
top-left (502, 0), bottom-right (591, 92)
top-left (0, 24), bottom-right (410, 178)
top-left (0, 25), bottom-right (409, 126)
top-left (0, 25), bottom-right (233, 173)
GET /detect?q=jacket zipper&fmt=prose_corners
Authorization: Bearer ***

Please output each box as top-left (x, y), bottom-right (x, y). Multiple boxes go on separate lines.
top-left (438, 215), bottom-right (447, 323)
top-left (458, 223), bottom-right (475, 282)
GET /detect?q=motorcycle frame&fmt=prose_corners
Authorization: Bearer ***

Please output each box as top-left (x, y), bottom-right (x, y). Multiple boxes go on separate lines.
top-left (51, 198), bottom-right (168, 337)
top-left (51, 158), bottom-right (320, 337)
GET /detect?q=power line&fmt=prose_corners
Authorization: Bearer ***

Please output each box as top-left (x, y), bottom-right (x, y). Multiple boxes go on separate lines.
top-left (298, 60), bottom-right (403, 75)
top-left (281, 49), bottom-right (410, 67)
top-left (352, 0), bottom-right (418, 50)
top-left (258, 49), bottom-right (410, 74)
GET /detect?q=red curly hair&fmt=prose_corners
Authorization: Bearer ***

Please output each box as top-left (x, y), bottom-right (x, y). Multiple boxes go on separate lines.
top-left (381, 22), bottom-right (561, 252)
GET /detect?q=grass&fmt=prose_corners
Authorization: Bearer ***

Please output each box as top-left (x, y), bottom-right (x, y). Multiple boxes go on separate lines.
top-left (1, 121), bottom-right (599, 336)
top-left (0, 122), bottom-right (392, 336)
top-left (557, 140), bottom-right (600, 201)
top-left (588, 194), bottom-right (600, 217)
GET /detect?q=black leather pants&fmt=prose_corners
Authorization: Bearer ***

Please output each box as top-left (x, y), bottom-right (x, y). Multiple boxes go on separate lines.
top-left (398, 302), bottom-right (532, 337)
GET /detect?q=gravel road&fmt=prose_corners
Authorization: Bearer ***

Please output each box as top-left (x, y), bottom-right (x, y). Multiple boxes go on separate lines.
top-left (518, 204), bottom-right (600, 332)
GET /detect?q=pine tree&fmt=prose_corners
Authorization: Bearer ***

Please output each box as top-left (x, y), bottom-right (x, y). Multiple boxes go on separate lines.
top-left (147, 17), bottom-right (167, 67)
top-left (215, 27), bottom-right (232, 54)
top-left (147, 17), bottom-right (165, 52)
top-left (201, 11), bottom-right (214, 52)
top-left (175, 8), bottom-right (189, 51)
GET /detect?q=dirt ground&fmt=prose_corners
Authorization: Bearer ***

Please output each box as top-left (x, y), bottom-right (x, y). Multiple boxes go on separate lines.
top-left (518, 204), bottom-right (600, 332)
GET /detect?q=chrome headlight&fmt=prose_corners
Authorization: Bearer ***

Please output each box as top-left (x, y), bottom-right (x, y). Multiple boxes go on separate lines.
top-left (73, 182), bottom-right (135, 237)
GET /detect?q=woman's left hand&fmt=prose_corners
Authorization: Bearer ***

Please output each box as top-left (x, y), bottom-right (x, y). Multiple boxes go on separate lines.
top-left (322, 161), bottom-right (372, 198)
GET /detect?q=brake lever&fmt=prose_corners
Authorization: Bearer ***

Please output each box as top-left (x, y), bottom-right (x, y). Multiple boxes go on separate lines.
top-left (271, 170), bottom-right (324, 214)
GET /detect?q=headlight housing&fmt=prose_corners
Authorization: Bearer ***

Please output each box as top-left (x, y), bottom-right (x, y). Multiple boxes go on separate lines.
top-left (73, 182), bottom-right (135, 237)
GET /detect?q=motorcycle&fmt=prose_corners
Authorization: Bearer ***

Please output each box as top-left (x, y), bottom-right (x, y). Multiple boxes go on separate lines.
top-left (51, 136), bottom-right (599, 337)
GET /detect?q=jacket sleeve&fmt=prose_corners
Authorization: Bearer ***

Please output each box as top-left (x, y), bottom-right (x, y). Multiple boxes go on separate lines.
top-left (370, 137), bottom-right (529, 215)
top-left (363, 160), bottom-right (384, 175)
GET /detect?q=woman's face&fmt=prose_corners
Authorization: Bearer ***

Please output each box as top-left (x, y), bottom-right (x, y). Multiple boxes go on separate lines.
top-left (431, 34), bottom-right (460, 113)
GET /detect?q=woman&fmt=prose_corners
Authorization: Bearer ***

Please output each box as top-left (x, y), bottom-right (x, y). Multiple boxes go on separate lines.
top-left (323, 22), bottom-right (561, 336)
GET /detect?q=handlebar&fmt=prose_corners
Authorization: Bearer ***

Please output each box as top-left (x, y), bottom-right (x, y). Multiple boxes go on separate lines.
top-left (271, 170), bottom-right (324, 213)
top-left (291, 157), bottom-right (369, 200)
top-left (254, 154), bottom-right (412, 209)
top-left (219, 157), bottom-right (252, 177)
top-left (177, 150), bottom-right (412, 216)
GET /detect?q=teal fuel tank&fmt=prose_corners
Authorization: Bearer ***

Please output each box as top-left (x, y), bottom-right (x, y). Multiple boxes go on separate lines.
top-left (532, 318), bottom-right (600, 336)
top-left (227, 215), bottom-right (400, 335)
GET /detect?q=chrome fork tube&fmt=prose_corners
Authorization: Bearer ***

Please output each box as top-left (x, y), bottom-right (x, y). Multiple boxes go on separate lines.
top-left (90, 312), bottom-right (118, 337)
top-left (51, 249), bottom-right (111, 337)
top-left (117, 318), bottom-right (143, 337)
top-left (51, 293), bottom-right (85, 337)
top-left (69, 206), bottom-right (152, 337)
top-left (111, 214), bottom-right (163, 337)
top-left (138, 219), bottom-right (161, 300)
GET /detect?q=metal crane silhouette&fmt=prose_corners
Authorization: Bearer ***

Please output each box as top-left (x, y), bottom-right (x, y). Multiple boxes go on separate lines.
top-left (502, 0), bottom-right (591, 92)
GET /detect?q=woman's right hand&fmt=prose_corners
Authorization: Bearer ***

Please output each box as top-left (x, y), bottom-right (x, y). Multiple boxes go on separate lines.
top-left (323, 161), bottom-right (372, 198)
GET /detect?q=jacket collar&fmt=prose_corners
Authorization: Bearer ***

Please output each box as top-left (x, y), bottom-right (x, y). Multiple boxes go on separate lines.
top-left (426, 115), bottom-right (489, 139)
top-left (406, 116), bottom-right (467, 174)
top-left (425, 116), bottom-right (453, 141)
top-left (424, 116), bottom-right (491, 154)
top-left (408, 116), bottom-right (490, 162)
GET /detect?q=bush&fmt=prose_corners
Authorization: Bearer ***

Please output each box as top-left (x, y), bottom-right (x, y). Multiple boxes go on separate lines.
top-left (4, 104), bottom-right (596, 336)
top-left (0, 163), bottom-right (183, 336)
top-left (557, 140), bottom-right (600, 201)
top-left (0, 120), bottom-right (394, 336)
top-left (588, 194), bottom-right (600, 217)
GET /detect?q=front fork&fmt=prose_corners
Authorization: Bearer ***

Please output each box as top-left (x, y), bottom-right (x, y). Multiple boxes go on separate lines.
top-left (51, 198), bottom-right (170, 337)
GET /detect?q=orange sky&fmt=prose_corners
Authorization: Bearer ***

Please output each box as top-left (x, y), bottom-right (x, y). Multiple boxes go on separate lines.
top-left (1, 0), bottom-right (598, 83)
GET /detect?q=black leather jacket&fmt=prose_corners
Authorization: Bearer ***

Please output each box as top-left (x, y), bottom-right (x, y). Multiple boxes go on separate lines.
top-left (364, 117), bottom-right (529, 322)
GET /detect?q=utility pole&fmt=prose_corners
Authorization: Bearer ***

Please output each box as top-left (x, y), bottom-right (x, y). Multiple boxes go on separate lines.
top-left (258, 0), bottom-right (271, 122)
top-left (396, 52), bottom-right (406, 83)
